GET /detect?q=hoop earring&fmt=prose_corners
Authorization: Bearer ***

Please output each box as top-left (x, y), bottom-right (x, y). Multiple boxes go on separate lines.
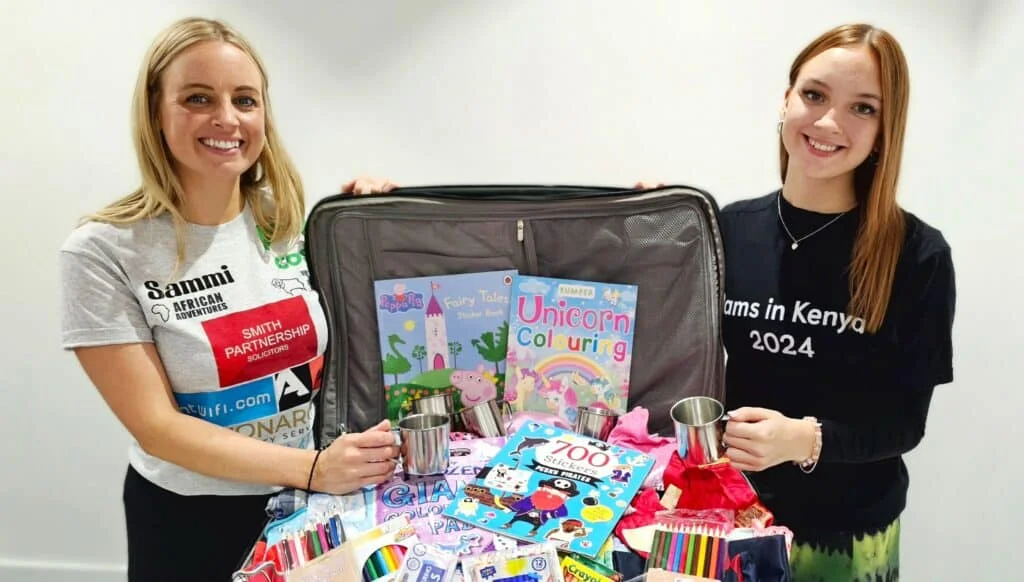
top-left (777, 119), bottom-right (783, 134)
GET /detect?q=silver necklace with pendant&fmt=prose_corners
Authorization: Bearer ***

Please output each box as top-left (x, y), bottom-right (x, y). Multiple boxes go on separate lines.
top-left (776, 192), bottom-right (851, 250)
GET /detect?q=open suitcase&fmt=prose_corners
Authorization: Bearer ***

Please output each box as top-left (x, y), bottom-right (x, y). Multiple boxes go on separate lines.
top-left (233, 184), bottom-right (730, 581)
top-left (303, 184), bottom-right (727, 443)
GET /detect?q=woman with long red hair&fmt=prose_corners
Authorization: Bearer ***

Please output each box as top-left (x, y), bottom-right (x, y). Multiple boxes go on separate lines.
top-left (712, 23), bottom-right (956, 579)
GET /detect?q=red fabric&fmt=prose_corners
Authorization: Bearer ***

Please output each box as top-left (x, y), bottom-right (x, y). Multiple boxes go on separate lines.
top-left (663, 454), bottom-right (758, 511)
top-left (612, 488), bottom-right (664, 558)
top-left (661, 453), bottom-right (774, 528)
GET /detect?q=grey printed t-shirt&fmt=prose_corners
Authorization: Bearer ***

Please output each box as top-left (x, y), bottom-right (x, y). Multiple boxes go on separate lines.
top-left (59, 203), bottom-right (328, 496)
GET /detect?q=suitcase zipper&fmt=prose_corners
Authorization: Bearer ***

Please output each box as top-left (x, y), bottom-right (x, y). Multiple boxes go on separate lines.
top-left (517, 218), bottom-right (539, 273)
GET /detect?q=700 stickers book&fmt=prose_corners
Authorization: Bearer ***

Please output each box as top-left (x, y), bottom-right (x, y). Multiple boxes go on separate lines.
top-left (442, 423), bottom-right (653, 559)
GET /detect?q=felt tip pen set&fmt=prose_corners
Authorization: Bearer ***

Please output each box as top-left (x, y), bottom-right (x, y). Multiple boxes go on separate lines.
top-left (345, 515), bottom-right (421, 582)
top-left (359, 544), bottom-right (409, 581)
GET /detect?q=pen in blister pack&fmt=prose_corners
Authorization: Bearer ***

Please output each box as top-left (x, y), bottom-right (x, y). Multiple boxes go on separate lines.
top-left (316, 521), bottom-right (329, 553)
top-left (289, 532), bottom-right (306, 567)
top-left (309, 525), bottom-right (322, 557)
top-left (275, 539), bottom-right (292, 570)
top-left (328, 514), bottom-right (345, 547)
top-left (306, 527), bottom-right (318, 558)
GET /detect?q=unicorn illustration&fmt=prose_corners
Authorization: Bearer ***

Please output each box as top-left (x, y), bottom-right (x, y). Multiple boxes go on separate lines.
top-left (570, 371), bottom-right (621, 411)
top-left (537, 376), bottom-right (578, 424)
top-left (506, 345), bottom-right (536, 368)
top-left (590, 375), bottom-right (622, 411)
top-left (504, 367), bottom-right (540, 411)
top-left (603, 288), bottom-right (621, 305)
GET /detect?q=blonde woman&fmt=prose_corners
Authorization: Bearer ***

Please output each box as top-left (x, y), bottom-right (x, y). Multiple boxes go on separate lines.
top-left (59, 17), bottom-right (398, 579)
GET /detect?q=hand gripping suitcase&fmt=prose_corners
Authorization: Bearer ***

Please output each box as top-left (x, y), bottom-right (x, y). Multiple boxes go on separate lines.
top-left (303, 184), bottom-right (726, 443)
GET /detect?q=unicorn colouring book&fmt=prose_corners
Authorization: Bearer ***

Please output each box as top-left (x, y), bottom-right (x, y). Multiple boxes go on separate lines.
top-left (504, 275), bottom-right (637, 425)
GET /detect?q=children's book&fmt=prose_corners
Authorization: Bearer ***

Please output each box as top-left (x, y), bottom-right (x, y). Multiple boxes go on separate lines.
top-left (503, 275), bottom-right (638, 425)
top-left (374, 269), bottom-right (517, 420)
top-left (325, 437), bottom-right (529, 559)
top-left (441, 423), bottom-right (654, 559)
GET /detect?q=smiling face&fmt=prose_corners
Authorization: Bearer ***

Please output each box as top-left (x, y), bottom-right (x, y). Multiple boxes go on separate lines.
top-left (157, 40), bottom-right (265, 189)
top-left (780, 46), bottom-right (882, 183)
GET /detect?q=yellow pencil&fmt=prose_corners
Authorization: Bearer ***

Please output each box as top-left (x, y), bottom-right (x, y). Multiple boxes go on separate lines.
top-left (696, 534), bottom-right (707, 576)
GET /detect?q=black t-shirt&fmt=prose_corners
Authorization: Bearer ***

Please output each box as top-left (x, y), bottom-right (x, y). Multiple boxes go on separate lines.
top-left (718, 190), bottom-right (956, 534)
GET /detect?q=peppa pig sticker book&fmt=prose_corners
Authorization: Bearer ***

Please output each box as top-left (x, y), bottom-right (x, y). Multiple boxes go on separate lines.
top-left (373, 270), bottom-right (517, 420)
top-left (504, 275), bottom-right (638, 426)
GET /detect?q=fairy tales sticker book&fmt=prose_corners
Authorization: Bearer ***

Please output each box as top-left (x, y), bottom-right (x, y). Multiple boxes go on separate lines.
top-left (442, 423), bottom-right (654, 559)
top-left (505, 275), bottom-right (638, 425)
top-left (373, 270), bottom-right (518, 420)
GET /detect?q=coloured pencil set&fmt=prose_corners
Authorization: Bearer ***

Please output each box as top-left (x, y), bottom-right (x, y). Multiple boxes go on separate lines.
top-left (645, 527), bottom-right (727, 579)
top-left (361, 544), bottom-right (408, 581)
top-left (272, 513), bottom-right (347, 570)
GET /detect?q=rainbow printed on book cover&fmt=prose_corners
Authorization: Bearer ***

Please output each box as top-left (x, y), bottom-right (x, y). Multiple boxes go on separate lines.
top-left (373, 269), bottom-right (517, 421)
top-left (503, 274), bottom-right (637, 426)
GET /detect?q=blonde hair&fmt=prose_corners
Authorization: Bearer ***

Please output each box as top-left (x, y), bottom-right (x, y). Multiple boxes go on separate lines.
top-left (779, 23), bottom-right (910, 333)
top-left (85, 16), bottom-right (305, 269)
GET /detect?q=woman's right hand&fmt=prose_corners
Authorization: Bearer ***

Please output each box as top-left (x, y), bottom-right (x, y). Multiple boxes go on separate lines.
top-left (311, 420), bottom-right (399, 494)
top-left (342, 176), bottom-right (399, 195)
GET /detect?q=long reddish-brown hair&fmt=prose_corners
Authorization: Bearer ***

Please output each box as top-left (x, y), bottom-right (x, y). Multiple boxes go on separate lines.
top-left (780, 24), bottom-right (910, 333)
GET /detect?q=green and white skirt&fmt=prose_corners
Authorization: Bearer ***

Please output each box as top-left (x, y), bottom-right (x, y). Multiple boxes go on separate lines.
top-left (788, 518), bottom-right (900, 582)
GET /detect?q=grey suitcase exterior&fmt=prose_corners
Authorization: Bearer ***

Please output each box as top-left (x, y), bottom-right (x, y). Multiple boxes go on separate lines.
top-left (303, 184), bottom-right (726, 443)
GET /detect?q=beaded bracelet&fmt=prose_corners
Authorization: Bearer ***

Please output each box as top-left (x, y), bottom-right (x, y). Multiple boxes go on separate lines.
top-left (795, 416), bottom-right (822, 474)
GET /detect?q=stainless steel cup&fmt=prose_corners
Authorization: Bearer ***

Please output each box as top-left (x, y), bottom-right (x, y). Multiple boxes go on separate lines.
top-left (458, 399), bottom-right (510, 438)
top-left (411, 391), bottom-right (454, 416)
top-left (398, 413), bottom-right (451, 476)
top-left (670, 396), bottom-right (727, 465)
top-left (574, 406), bottom-right (619, 440)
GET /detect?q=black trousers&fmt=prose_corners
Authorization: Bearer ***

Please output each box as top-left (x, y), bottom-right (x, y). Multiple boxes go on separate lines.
top-left (123, 465), bottom-right (272, 582)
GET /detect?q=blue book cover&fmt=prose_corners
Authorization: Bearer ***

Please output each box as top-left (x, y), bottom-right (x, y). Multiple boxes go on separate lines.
top-left (504, 275), bottom-right (638, 426)
top-left (373, 270), bottom-right (517, 421)
top-left (441, 423), bottom-right (654, 558)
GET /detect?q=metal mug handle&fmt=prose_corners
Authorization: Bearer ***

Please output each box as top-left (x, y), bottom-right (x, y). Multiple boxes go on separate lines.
top-left (719, 412), bottom-right (730, 449)
top-left (497, 399), bottom-right (514, 431)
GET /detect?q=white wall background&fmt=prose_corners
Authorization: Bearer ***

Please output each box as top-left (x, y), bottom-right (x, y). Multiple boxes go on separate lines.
top-left (1, 1), bottom-right (1019, 580)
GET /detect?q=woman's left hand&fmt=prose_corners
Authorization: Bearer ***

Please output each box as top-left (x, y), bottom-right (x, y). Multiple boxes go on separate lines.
top-left (723, 407), bottom-right (816, 472)
top-left (342, 176), bottom-right (399, 195)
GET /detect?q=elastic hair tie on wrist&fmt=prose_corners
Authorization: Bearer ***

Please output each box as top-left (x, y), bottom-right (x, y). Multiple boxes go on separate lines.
top-left (306, 448), bottom-right (323, 493)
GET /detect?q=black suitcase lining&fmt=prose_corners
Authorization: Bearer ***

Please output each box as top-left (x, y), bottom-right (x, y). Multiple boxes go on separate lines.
top-left (307, 187), bottom-right (724, 442)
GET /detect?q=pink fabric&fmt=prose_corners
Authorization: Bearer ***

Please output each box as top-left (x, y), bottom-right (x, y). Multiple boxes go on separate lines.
top-left (506, 410), bottom-right (572, 433)
top-left (606, 407), bottom-right (676, 489)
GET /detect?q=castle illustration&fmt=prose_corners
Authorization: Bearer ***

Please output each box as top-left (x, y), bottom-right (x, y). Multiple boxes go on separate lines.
top-left (426, 281), bottom-right (450, 370)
